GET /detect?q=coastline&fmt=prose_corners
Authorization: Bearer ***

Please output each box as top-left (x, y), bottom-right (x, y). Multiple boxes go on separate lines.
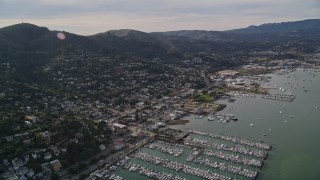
top-left (166, 119), bottom-right (190, 126)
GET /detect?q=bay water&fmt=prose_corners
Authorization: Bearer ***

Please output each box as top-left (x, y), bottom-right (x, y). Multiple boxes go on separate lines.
top-left (173, 69), bottom-right (320, 180)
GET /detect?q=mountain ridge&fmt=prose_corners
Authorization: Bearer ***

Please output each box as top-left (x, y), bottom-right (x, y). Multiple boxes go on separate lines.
top-left (228, 19), bottom-right (320, 34)
top-left (0, 19), bottom-right (319, 65)
top-left (155, 19), bottom-right (320, 41)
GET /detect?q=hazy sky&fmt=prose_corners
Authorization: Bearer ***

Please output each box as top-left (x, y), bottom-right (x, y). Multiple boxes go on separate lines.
top-left (0, 0), bottom-right (319, 35)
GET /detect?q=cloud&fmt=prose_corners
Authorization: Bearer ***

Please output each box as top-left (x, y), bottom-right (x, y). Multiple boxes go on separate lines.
top-left (0, 0), bottom-right (319, 35)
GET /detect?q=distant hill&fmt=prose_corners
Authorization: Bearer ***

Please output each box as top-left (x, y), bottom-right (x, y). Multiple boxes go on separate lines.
top-left (228, 19), bottom-right (320, 34)
top-left (153, 30), bottom-right (223, 40)
top-left (0, 19), bottom-right (319, 71)
top-left (156, 19), bottom-right (320, 42)
top-left (0, 23), bottom-right (97, 51)
top-left (0, 23), bottom-right (99, 78)
top-left (89, 29), bottom-right (182, 57)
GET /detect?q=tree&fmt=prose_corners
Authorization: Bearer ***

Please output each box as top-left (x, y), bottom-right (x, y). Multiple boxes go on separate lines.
top-left (78, 163), bottom-right (87, 170)
top-left (15, 147), bottom-right (23, 157)
top-left (50, 173), bottom-right (59, 180)
top-left (0, 120), bottom-right (13, 136)
top-left (68, 120), bottom-right (82, 131)
top-left (68, 166), bottom-right (79, 174)
top-left (90, 158), bottom-right (98, 164)
top-left (66, 142), bottom-right (82, 163)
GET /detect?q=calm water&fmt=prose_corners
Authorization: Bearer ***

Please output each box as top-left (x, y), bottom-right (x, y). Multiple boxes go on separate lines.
top-left (173, 69), bottom-right (320, 180)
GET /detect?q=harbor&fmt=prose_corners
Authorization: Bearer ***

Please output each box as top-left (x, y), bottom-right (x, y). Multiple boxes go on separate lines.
top-left (91, 130), bottom-right (271, 180)
top-left (88, 69), bottom-right (320, 180)
top-left (228, 91), bottom-right (256, 98)
top-left (261, 93), bottom-right (295, 102)
top-left (206, 113), bottom-right (238, 123)
top-left (172, 69), bottom-right (320, 179)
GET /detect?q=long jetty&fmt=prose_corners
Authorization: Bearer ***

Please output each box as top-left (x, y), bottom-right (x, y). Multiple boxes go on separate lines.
top-left (189, 130), bottom-right (271, 150)
top-left (131, 152), bottom-right (231, 180)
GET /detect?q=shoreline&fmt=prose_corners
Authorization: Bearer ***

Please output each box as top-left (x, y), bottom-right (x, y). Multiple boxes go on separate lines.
top-left (166, 119), bottom-right (190, 126)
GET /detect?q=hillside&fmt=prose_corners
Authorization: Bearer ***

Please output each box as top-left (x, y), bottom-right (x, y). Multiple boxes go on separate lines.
top-left (0, 19), bottom-right (319, 76)
top-left (89, 29), bottom-right (181, 57)
top-left (228, 19), bottom-right (320, 34)
top-left (0, 23), bottom-right (98, 77)
top-left (156, 19), bottom-right (320, 42)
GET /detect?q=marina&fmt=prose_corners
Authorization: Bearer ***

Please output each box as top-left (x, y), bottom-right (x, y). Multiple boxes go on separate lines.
top-left (261, 93), bottom-right (295, 102)
top-left (207, 113), bottom-right (238, 123)
top-left (93, 130), bottom-right (271, 180)
top-left (185, 136), bottom-right (267, 159)
top-left (228, 91), bottom-right (256, 98)
top-left (172, 69), bottom-right (320, 179)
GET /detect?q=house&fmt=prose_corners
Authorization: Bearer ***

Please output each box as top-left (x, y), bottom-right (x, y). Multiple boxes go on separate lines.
top-left (217, 70), bottom-right (239, 77)
top-left (156, 122), bottom-right (166, 128)
top-left (23, 139), bottom-right (32, 146)
top-left (49, 146), bottom-right (60, 156)
top-left (43, 152), bottom-right (52, 160)
top-left (15, 167), bottom-right (29, 177)
top-left (41, 163), bottom-right (52, 174)
top-left (169, 113), bottom-right (176, 120)
top-left (33, 172), bottom-right (44, 179)
top-left (41, 131), bottom-right (52, 139)
top-left (31, 152), bottom-right (39, 159)
top-left (11, 158), bottom-right (23, 169)
top-left (26, 107), bottom-right (31, 112)
top-left (1, 172), bottom-right (18, 180)
top-left (24, 121), bottom-right (32, 126)
top-left (5, 136), bottom-right (13, 142)
top-left (60, 146), bottom-right (67, 153)
top-left (75, 132), bottom-right (84, 141)
top-left (99, 144), bottom-right (106, 151)
top-left (23, 155), bottom-right (30, 163)
top-left (2, 159), bottom-right (10, 166)
top-left (113, 123), bottom-right (126, 129)
top-left (26, 169), bottom-right (35, 178)
top-left (14, 132), bottom-right (29, 142)
top-left (149, 124), bottom-right (159, 131)
top-left (50, 159), bottom-right (62, 172)
top-left (130, 130), bottom-right (146, 138)
top-left (24, 116), bottom-right (38, 124)
top-left (113, 123), bottom-right (127, 135)
top-left (135, 102), bottom-right (145, 109)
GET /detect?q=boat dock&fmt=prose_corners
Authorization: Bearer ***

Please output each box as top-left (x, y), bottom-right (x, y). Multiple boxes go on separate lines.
top-left (92, 130), bottom-right (271, 180)
top-left (189, 130), bottom-right (271, 150)
top-left (262, 93), bottom-right (295, 102)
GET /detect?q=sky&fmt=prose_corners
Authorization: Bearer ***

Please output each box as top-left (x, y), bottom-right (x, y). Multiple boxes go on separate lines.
top-left (0, 0), bottom-right (319, 35)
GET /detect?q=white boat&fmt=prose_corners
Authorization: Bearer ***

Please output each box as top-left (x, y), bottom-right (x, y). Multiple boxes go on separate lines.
top-left (207, 117), bottom-right (215, 121)
top-left (198, 115), bottom-right (204, 119)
